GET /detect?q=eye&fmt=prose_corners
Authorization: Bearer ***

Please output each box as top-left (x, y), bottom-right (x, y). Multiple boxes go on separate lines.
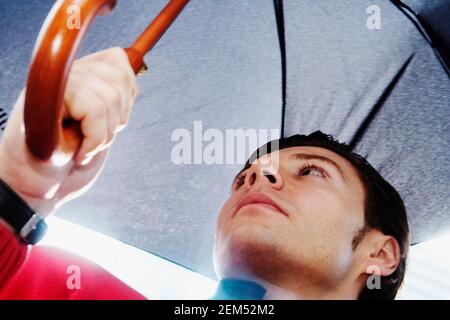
top-left (297, 164), bottom-right (327, 178)
top-left (233, 172), bottom-right (247, 190)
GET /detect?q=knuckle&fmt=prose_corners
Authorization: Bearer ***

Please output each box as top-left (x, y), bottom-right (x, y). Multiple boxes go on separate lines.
top-left (108, 86), bottom-right (122, 107)
top-left (110, 47), bottom-right (125, 58)
top-left (107, 47), bottom-right (128, 68)
top-left (94, 131), bottom-right (108, 148)
top-left (130, 81), bottom-right (138, 99)
top-left (117, 67), bottom-right (129, 83)
top-left (119, 112), bottom-right (129, 126)
top-left (90, 96), bottom-right (108, 121)
top-left (83, 75), bottom-right (100, 93)
top-left (94, 91), bottom-right (108, 111)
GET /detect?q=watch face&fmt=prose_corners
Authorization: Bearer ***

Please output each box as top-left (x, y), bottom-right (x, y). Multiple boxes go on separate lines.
top-left (24, 220), bottom-right (48, 245)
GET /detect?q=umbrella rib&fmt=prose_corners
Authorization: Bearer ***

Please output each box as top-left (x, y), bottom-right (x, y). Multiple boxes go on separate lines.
top-left (273, 0), bottom-right (287, 137)
top-left (348, 54), bottom-right (415, 151)
top-left (390, 0), bottom-right (450, 76)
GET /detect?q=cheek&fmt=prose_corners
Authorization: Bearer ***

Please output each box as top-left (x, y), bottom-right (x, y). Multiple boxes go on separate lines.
top-left (290, 184), bottom-right (361, 230)
top-left (290, 185), bottom-right (342, 218)
top-left (287, 187), bottom-right (361, 266)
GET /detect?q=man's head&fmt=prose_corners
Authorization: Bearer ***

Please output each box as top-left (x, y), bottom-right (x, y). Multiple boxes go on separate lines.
top-left (214, 131), bottom-right (409, 299)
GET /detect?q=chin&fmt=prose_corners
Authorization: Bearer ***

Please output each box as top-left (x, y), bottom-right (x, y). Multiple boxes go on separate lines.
top-left (214, 223), bottom-right (284, 280)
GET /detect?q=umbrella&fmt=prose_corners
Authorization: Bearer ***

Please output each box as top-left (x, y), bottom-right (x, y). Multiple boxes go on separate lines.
top-left (0, 0), bottom-right (449, 283)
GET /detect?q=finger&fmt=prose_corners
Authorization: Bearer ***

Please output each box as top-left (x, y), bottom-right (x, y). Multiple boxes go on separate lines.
top-left (84, 70), bottom-right (122, 143)
top-left (78, 47), bottom-right (137, 101)
top-left (78, 48), bottom-right (138, 126)
top-left (76, 102), bottom-right (108, 166)
top-left (80, 60), bottom-right (134, 127)
top-left (64, 76), bottom-right (109, 165)
top-left (65, 71), bottom-right (120, 143)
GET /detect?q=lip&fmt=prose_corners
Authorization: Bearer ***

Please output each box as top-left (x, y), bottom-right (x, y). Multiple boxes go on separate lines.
top-left (234, 192), bottom-right (288, 217)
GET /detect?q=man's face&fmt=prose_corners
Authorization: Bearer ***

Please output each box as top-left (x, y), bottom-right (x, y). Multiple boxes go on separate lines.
top-left (214, 146), bottom-right (366, 290)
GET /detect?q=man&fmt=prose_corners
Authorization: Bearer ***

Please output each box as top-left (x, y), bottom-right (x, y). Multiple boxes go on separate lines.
top-left (0, 48), bottom-right (409, 300)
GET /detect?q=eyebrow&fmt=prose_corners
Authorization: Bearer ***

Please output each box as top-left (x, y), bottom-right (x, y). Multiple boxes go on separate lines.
top-left (290, 153), bottom-right (346, 180)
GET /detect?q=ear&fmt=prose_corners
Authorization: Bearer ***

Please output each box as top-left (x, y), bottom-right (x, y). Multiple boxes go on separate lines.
top-left (360, 230), bottom-right (401, 278)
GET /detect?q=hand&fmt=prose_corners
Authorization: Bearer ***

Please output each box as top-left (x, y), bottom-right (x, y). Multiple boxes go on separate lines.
top-left (0, 47), bottom-right (138, 216)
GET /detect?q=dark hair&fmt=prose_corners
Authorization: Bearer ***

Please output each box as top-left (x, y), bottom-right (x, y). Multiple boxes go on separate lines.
top-left (244, 131), bottom-right (409, 300)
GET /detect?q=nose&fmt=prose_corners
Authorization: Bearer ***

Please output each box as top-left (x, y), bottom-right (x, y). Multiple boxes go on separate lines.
top-left (244, 160), bottom-right (283, 190)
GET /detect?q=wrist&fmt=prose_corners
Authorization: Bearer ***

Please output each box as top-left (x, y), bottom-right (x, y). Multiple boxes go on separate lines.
top-left (0, 170), bottom-right (53, 216)
top-left (0, 177), bottom-right (49, 244)
top-left (14, 190), bottom-right (55, 216)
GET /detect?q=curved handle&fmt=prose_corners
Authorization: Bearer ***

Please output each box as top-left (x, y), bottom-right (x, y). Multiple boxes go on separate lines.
top-left (24, 0), bottom-right (189, 165)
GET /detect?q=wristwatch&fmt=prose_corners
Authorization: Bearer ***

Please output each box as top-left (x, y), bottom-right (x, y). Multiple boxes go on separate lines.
top-left (0, 177), bottom-right (47, 244)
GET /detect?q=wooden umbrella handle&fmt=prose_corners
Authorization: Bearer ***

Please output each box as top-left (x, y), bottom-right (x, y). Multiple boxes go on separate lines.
top-left (24, 0), bottom-right (189, 164)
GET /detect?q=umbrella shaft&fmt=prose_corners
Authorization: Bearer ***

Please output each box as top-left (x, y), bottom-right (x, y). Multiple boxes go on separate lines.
top-left (131, 0), bottom-right (189, 55)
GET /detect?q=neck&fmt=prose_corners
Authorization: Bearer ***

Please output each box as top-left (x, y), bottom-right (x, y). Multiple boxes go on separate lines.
top-left (214, 273), bottom-right (362, 300)
top-left (211, 278), bottom-right (267, 300)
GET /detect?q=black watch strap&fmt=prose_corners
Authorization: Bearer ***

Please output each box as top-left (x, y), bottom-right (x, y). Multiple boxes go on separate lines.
top-left (0, 177), bottom-right (47, 244)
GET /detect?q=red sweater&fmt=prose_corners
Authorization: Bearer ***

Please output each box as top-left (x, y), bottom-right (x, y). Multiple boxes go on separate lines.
top-left (0, 223), bottom-right (145, 300)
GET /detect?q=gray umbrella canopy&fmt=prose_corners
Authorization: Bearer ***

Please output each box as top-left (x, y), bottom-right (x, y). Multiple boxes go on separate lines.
top-left (0, 0), bottom-right (448, 279)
